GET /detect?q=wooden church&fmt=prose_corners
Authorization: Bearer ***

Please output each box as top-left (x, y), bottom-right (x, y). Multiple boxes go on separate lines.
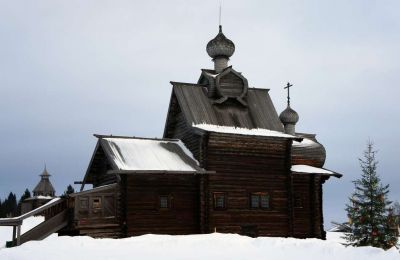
top-left (64, 25), bottom-right (342, 239)
top-left (0, 25), bottom-right (342, 245)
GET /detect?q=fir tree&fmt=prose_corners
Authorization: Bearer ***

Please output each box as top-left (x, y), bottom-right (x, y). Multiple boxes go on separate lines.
top-left (3, 192), bottom-right (18, 217)
top-left (20, 189), bottom-right (31, 201)
top-left (17, 188), bottom-right (31, 215)
top-left (345, 141), bottom-right (398, 249)
top-left (63, 184), bottom-right (75, 196)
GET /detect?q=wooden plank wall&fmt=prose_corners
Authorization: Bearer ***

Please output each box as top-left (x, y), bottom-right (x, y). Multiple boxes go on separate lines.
top-left (72, 185), bottom-right (122, 238)
top-left (219, 72), bottom-right (244, 96)
top-left (205, 133), bottom-right (292, 237)
top-left (124, 174), bottom-right (201, 236)
top-left (172, 112), bottom-right (202, 160)
top-left (164, 96), bottom-right (202, 161)
top-left (90, 146), bottom-right (117, 188)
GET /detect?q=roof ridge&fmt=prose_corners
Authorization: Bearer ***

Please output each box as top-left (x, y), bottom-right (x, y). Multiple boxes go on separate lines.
top-left (94, 134), bottom-right (180, 142)
top-left (170, 81), bottom-right (206, 87)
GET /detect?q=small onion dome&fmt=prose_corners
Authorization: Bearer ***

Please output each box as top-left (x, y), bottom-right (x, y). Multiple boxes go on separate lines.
top-left (279, 106), bottom-right (299, 125)
top-left (206, 25), bottom-right (235, 59)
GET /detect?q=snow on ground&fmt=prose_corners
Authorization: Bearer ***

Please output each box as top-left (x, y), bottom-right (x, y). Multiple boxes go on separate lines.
top-left (0, 216), bottom-right (45, 249)
top-left (0, 232), bottom-right (398, 260)
top-left (326, 231), bottom-right (347, 244)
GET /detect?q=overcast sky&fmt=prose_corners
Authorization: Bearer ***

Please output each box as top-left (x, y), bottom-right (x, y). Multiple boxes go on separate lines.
top-left (0, 0), bottom-right (399, 226)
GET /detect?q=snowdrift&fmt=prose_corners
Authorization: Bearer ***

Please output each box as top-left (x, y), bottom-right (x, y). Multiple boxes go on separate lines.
top-left (0, 231), bottom-right (398, 260)
top-left (0, 217), bottom-right (398, 260)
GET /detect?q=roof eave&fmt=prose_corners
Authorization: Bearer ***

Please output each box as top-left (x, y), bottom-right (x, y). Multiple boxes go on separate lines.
top-left (107, 170), bottom-right (214, 175)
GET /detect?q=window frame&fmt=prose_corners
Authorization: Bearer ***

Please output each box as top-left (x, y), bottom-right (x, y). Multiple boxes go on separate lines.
top-left (213, 192), bottom-right (226, 210)
top-left (159, 195), bottom-right (172, 210)
top-left (249, 192), bottom-right (270, 210)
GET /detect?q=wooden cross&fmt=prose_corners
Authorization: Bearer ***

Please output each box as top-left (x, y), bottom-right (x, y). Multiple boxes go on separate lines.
top-left (284, 82), bottom-right (293, 106)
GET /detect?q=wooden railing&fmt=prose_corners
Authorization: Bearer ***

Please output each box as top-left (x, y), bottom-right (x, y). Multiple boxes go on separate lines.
top-left (0, 198), bottom-right (67, 246)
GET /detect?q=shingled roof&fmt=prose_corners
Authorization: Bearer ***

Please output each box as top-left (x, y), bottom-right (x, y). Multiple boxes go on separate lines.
top-left (164, 82), bottom-right (284, 137)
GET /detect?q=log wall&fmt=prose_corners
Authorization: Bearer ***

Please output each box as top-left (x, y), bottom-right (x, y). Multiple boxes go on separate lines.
top-left (124, 174), bottom-right (201, 236)
top-left (205, 133), bottom-right (292, 237)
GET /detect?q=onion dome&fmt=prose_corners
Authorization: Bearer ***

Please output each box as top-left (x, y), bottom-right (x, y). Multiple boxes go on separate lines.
top-left (206, 25), bottom-right (235, 59)
top-left (279, 106), bottom-right (299, 125)
top-left (292, 136), bottom-right (326, 168)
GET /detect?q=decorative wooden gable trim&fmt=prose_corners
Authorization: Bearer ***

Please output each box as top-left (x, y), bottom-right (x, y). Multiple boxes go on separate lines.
top-left (215, 67), bottom-right (248, 106)
top-left (199, 67), bottom-right (249, 106)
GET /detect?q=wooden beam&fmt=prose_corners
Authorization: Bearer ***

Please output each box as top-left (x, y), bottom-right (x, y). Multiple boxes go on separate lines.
top-left (287, 139), bottom-right (294, 237)
top-left (16, 225), bottom-right (21, 246)
top-left (12, 226), bottom-right (16, 247)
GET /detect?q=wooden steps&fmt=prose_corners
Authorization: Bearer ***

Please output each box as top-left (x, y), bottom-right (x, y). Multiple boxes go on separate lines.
top-left (20, 210), bottom-right (68, 244)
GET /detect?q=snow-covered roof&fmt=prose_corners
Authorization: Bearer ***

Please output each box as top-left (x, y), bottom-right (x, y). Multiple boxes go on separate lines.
top-left (193, 124), bottom-right (298, 139)
top-left (25, 195), bottom-right (54, 201)
top-left (100, 137), bottom-right (202, 172)
top-left (291, 165), bottom-right (342, 177)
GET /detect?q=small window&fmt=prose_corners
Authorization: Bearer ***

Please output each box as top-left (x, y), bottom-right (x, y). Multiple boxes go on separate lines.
top-left (260, 194), bottom-right (269, 208)
top-left (213, 192), bottom-right (226, 210)
top-left (250, 192), bottom-right (270, 209)
top-left (251, 194), bottom-right (260, 208)
top-left (159, 196), bottom-right (169, 209)
top-left (92, 198), bottom-right (101, 209)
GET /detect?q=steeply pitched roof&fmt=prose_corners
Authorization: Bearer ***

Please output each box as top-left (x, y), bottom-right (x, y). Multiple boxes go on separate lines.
top-left (168, 82), bottom-right (284, 133)
top-left (33, 167), bottom-right (55, 196)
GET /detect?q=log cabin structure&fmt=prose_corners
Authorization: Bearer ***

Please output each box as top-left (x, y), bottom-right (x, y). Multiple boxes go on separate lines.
top-left (67, 25), bottom-right (341, 239)
top-left (1, 25), bottom-right (342, 246)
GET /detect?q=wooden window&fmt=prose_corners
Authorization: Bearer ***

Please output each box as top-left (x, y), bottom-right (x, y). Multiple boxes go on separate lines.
top-left (260, 194), bottom-right (269, 208)
top-left (159, 196), bottom-right (169, 209)
top-left (250, 192), bottom-right (270, 209)
top-left (92, 197), bottom-right (101, 209)
top-left (213, 192), bottom-right (226, 210)
top-left (251, 194), bottom-right (260, 208)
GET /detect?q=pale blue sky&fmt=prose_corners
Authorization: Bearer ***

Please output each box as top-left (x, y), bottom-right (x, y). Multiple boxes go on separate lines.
top-left (0, 0), bottom-right (399, 225)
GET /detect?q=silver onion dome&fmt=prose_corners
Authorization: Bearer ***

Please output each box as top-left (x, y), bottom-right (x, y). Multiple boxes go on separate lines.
top-left (206, 25), bottom-right (235, 59)
top-left (279, 106), bottom-right (299, 125)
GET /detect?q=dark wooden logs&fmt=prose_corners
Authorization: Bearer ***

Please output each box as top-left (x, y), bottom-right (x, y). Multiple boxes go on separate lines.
top-left (124, 174), bottom-right (201, 236)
